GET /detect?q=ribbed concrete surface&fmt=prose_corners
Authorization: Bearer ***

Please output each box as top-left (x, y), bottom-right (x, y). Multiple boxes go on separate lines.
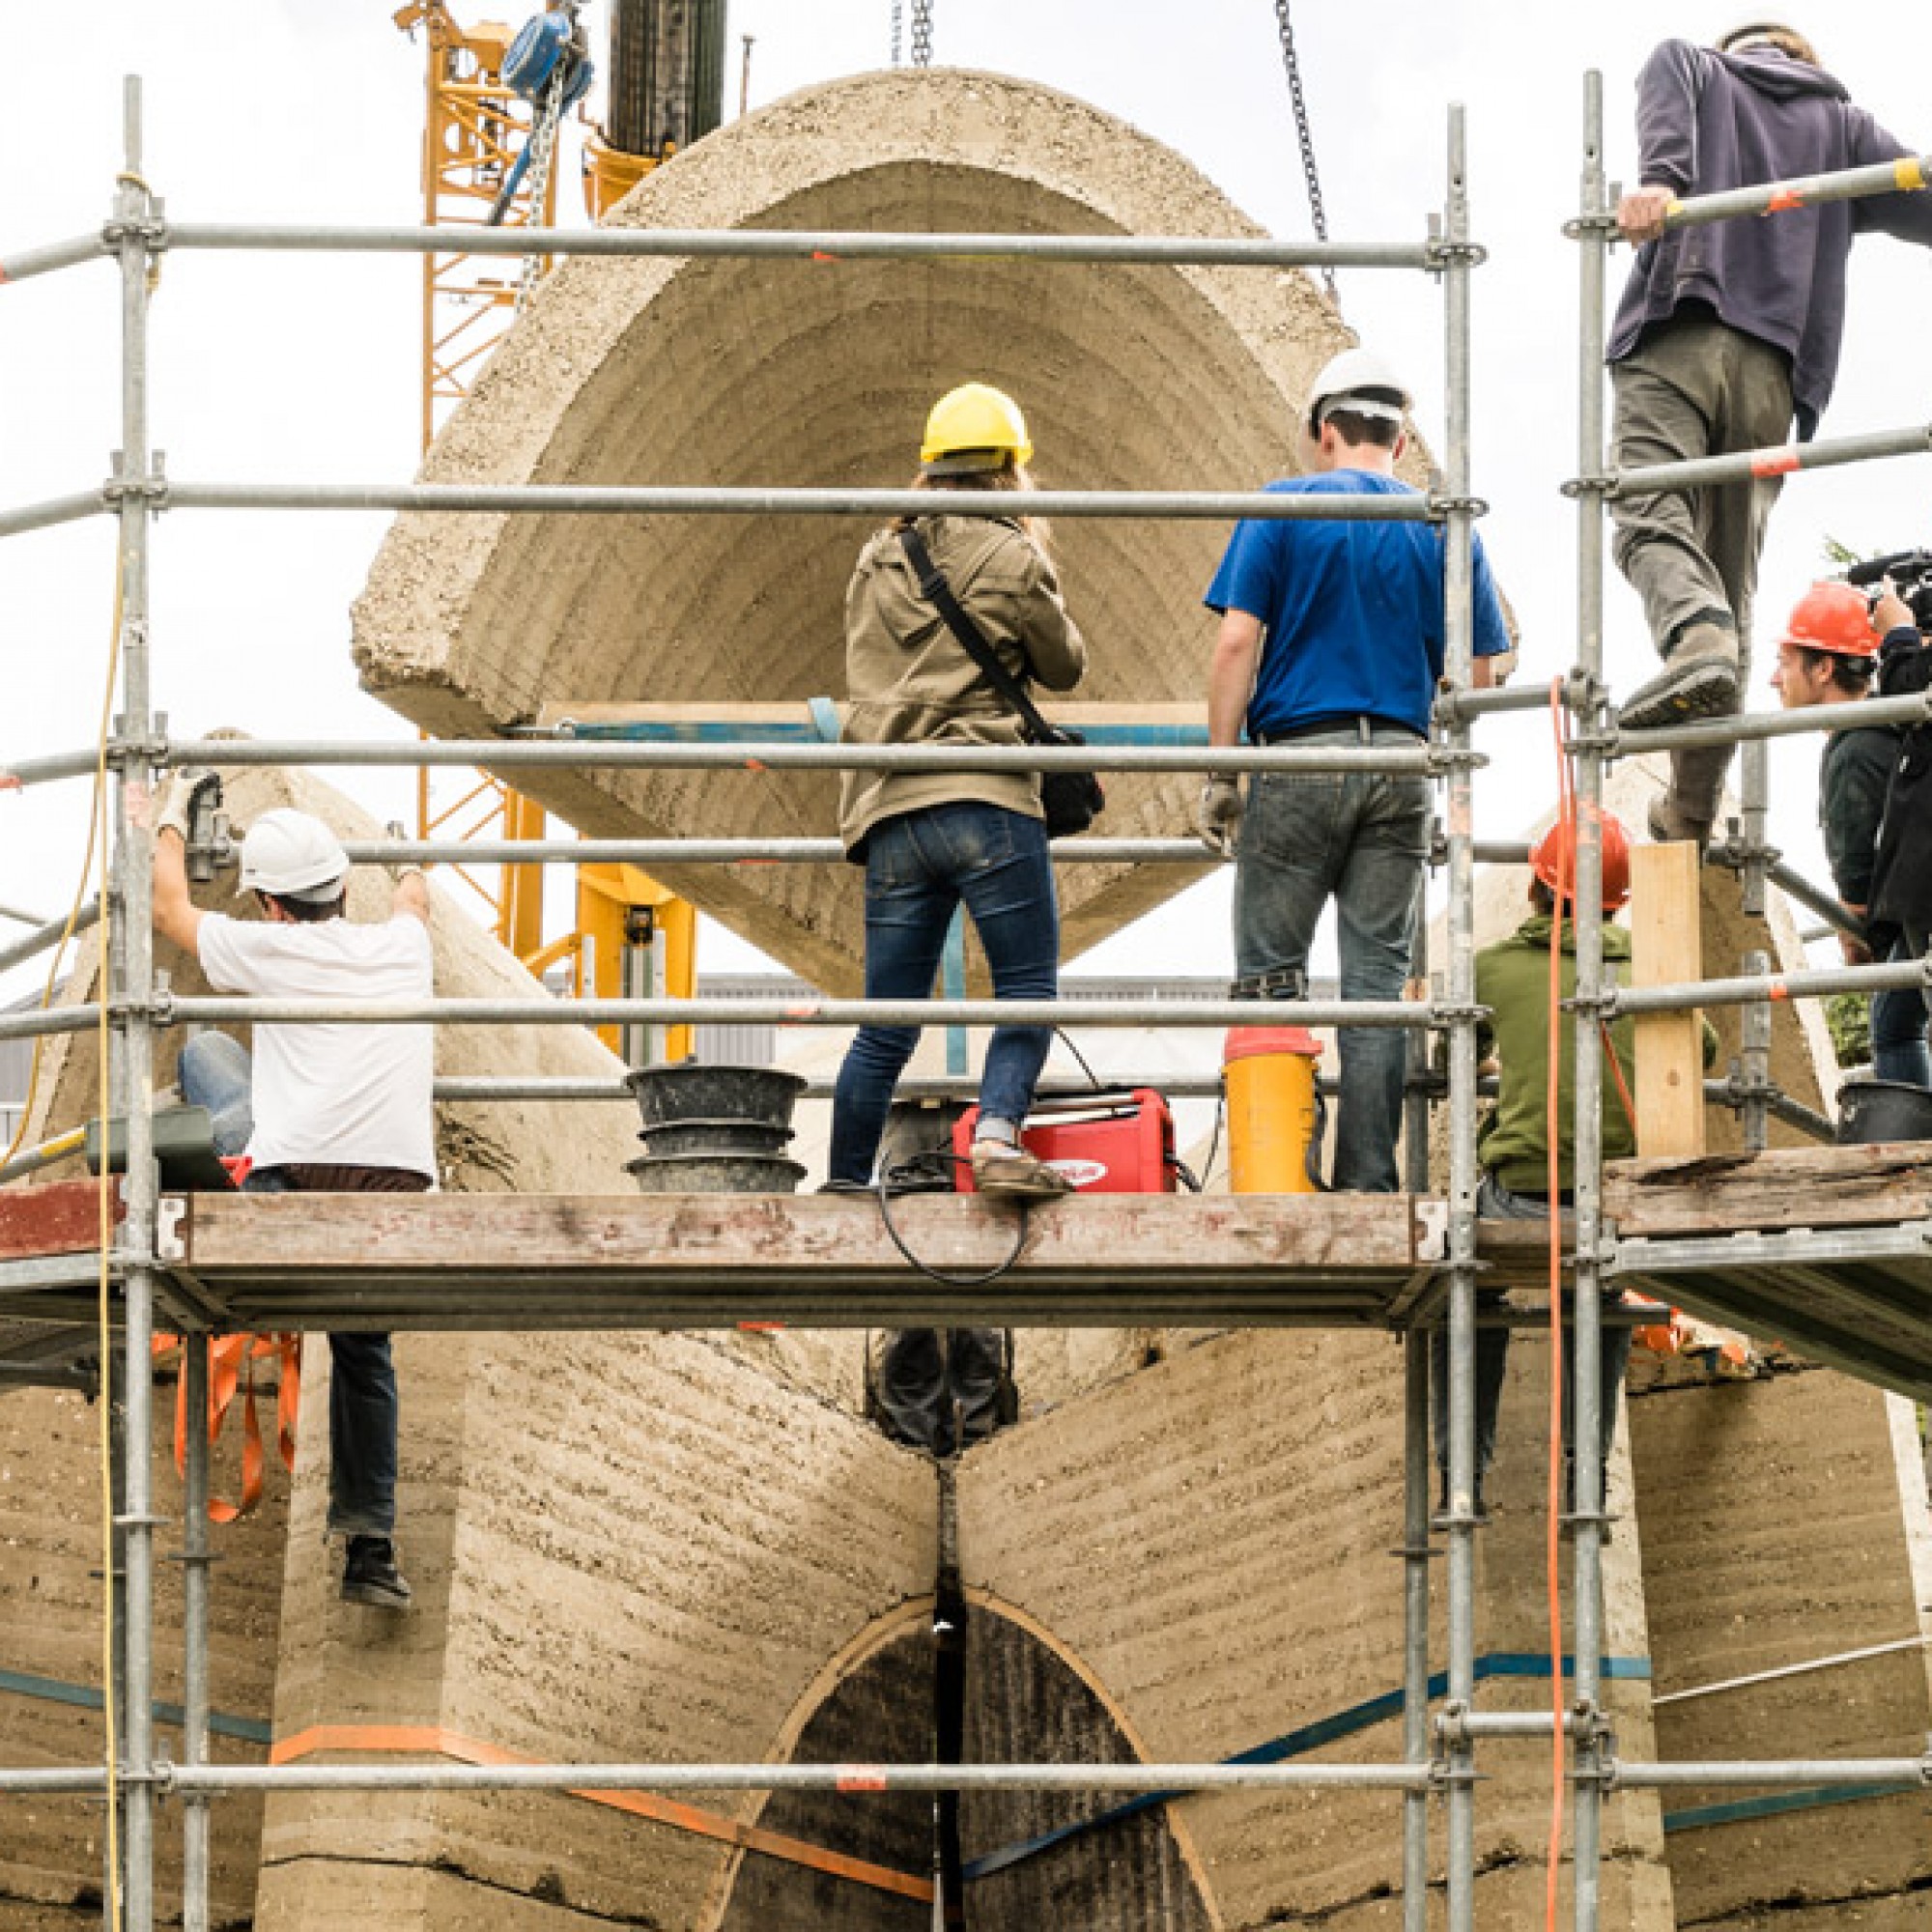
top-left (353, 68), bottom-right (1353, 992)
top-left (955, 1326), bottom-right (1676, 1927)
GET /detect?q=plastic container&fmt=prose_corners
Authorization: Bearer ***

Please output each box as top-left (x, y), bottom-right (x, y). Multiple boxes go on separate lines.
top-left (624, 1065), bottom-right (806, 1135)
top-left (626, 1152), bottom-right (807, 1195)
top-left (1223, 1027), bottom-right (1322, 1194)
top-left (1834, 1077), bottom-right (1932, 1146)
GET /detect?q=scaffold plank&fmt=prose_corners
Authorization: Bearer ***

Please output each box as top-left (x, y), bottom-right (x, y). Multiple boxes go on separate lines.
top-left (1605, 1144), bottom-right (1932, 1236)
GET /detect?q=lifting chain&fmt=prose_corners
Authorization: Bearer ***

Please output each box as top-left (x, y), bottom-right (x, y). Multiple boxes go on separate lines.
top-left (1273, 0), bottom-right (1338, 306)
top-left (891, 0), bottom-right (903, 66)
top-left (911, 0), bottom-right (934, 67)
top-left (515, 64), bottom-right (569, 314)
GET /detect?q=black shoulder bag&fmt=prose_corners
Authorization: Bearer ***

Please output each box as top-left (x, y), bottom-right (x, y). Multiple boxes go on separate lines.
top-left (897, 526), bottom-right (1104, 838)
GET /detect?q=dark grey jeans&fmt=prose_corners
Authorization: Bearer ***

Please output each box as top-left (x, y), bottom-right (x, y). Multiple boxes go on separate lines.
top-left (1430, 1175), bottom-right (1633, 1507)
top-left (1610, 316), bottom-right (1794, 820)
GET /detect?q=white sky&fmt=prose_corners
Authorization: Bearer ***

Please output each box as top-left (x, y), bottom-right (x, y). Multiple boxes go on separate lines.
top-left (2, 1), bottom-right (1929, 998)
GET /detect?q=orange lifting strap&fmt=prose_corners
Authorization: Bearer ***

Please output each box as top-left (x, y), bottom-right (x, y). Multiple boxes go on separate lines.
top-left (152, 1331), bottom-right (302, 1522)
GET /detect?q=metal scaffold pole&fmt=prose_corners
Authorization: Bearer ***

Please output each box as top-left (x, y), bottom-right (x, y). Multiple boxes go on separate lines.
top-left (1401, 1329), bottom-right (1432, 1929)
top-left (1569, 71), bottom-right (1611, 1932)
top-left (110, 73), bottom-right (163, 1932)
top-left (1436, 101), bottom-right (1481, 1932)
top-left (182, 1334), bottom-right (213, 1932)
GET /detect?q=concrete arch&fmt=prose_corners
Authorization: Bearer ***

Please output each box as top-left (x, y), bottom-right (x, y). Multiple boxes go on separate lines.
top-left (353, 67), bottom-right (1353, 991)
top-left (696, 1586), bottom-right (1221, 1931)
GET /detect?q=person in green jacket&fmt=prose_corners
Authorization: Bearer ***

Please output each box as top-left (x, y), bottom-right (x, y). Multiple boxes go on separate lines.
top-left (1432, 810), bottom-right (1688, 1525)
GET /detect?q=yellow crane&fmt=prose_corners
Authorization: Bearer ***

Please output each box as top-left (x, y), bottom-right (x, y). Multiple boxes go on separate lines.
top-left (394, 0), bottom-right (705, 1060)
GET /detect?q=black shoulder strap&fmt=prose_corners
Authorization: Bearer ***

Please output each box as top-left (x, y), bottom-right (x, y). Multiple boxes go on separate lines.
top-left (898, 525), bottom-right (1055, 743)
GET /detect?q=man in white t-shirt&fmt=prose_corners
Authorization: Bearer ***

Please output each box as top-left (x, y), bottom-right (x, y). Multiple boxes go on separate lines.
top-left (144, 787), bottom-right (435, 1610)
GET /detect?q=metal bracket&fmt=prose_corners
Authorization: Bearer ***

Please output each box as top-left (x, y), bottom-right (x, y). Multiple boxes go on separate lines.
top-left (1423, 239), bottom-right (1488, 269)
top-left (1412, 1199), bottom-right (1450, 1264)
top-left (1426, 493), bottom-right (1491, 521)
top-left (1563, 213), bottom-right (1622, 240)
top-left (1561, 472), bottom-right (1617, 500)
top-left (102, 215), bottom-right (168, 250)
top-left (156, 1196), bottom-right (187, 1264)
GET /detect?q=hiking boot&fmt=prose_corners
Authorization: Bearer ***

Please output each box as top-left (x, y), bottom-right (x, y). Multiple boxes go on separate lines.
top-left (1647, 792), bottom-right (1716, 848)
top-left (1618, 622), bottom-right (1740, 732)
top-left (970, 1140), bottom-right (1075, 1200)
top-left (341, 1536), bottom-right (412, 1609)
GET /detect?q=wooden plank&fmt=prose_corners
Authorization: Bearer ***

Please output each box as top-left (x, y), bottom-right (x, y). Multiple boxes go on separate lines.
top-left (1605, 1145), bottom-right (1932, 1237)
top-left (182, 1190), bottom-right (1425, 1278)
top-left (0, 1179), bottom-right (119, 1262)
top-left (1629, 841), bottom-right (1708, 1158)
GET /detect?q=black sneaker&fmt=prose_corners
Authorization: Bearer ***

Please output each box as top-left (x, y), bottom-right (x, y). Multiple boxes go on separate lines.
top-left (342, 1535), bottom-right (412, 1609)
top-left (817, 1178), bottom-right (872, 1195)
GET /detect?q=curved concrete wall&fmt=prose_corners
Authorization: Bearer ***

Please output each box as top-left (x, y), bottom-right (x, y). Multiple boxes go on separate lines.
top-left (353, 68), bottom-right (1355, 992)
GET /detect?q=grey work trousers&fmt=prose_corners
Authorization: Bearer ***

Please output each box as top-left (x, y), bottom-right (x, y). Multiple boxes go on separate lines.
top-left (1610, 317), bottom-right (1795, 820)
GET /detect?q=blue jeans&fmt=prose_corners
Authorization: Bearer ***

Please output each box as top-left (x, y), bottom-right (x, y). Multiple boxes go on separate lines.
top-left (1874, 937), bottom-right (1932, 1087)
top-left (1431, 1176), bottom-right (1634, 1504)
top-left (830, 803), bottom-right (1059, 1185)
top-left (178, 1034), bottom-right (401, 1540)
top-left (1235, 733), bottom-right (1430, 1192)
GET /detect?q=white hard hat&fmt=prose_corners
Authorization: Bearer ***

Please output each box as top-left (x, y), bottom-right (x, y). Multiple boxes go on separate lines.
top-left (239, 809), bottom-right (350, 900)
top-left (1307, 348), bottom-right (1413, 428)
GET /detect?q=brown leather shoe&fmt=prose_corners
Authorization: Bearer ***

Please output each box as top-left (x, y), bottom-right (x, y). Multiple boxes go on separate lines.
top-left (970, 1141), bottom-right (1075, 1199)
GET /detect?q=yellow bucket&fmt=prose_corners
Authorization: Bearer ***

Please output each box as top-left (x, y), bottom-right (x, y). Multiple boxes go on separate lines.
top-left (1224, 1027), bottom-right (1322, 1194)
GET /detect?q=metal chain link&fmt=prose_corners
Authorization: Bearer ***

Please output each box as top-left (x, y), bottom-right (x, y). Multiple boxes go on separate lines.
top-left (911, 0), bottom-right (933, 67)
top-left (515, 65), bottom-right (569, 314)
top-left (891, 0), bottom-right (903, 66)
top-left (1273, 0), bottom-right (1337, 306)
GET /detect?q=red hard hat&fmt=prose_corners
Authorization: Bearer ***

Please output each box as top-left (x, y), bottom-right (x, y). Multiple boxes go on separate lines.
top-left (1781, 581), bottom-right (1882, 659)
top-left (1531, 810), bottom-right (1632, 913)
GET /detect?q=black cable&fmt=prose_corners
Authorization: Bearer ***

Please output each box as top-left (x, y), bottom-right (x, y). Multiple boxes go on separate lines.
top-left (1053, 1026), bottom-right (1108, 1094)
top-left (873, 1151), bottom-right (1031, 1288)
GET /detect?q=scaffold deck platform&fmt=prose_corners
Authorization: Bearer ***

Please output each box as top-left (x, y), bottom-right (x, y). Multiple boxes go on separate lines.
top-left (5, 1145), bottom-right (1930, 1401)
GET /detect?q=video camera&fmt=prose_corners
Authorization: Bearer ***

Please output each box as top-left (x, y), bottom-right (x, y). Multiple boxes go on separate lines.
top-left (1844, 550), bottom-right (1932, 698)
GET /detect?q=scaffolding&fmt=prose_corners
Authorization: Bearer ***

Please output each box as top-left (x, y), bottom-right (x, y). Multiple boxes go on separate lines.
top-left (1, 69), bottom-right (1931, 1932)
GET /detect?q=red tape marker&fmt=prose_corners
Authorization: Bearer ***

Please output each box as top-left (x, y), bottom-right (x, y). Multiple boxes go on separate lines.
top-left (837, 1768), bottom-right (889, 1792)
top-left (1765, 186), bottom-right (1805, 213)
top-left (1768, 980), bottom-right (1790, 1002)
top-left (811, 250), bottom-right (840, 262)
top-left (1750, 448), bottom-right (1800, 477)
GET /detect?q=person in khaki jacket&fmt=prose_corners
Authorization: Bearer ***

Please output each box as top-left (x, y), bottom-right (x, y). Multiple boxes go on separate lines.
top-left (830, 382), bottom-right (1087, 1201)
top-left (828, 384), bottom-right (1086, 1448)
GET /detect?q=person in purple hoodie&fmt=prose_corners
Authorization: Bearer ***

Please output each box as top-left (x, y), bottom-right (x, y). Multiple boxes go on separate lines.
top-left (1607, 21), bottom-right (1932, 843)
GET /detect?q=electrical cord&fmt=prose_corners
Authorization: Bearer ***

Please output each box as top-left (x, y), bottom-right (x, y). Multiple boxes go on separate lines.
top-left (871, 1151), bottom-right (1031, 1288)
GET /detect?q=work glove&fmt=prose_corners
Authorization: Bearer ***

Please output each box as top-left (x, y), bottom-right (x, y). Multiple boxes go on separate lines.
top-left (1196, 775), bottom-right (1244, 861)
top-left (152, 768), bottom-right (218, 843)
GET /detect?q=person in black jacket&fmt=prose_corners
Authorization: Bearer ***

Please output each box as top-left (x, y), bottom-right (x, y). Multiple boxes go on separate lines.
top-left (1770, 582), bottom-right (1928, 1086)
top-left (1869, 597), bottom-right (1932, 1029)
top-left (1607, 24), bottom-right (1932, 844)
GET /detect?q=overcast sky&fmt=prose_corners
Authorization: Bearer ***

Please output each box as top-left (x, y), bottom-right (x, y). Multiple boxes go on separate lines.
top-left (2, 1), bottom-right (1928, 998)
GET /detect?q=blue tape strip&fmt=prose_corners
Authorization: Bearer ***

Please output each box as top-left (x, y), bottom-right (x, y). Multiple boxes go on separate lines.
top-left (1662, 1781), bottom-right (1918, 1834)
top-left (0, 1665), bottom-right (272, 1747)
top-left (963, 1651), bottom-right (1650, 1884)
top-left (807, 696), bottom-right (842, 744)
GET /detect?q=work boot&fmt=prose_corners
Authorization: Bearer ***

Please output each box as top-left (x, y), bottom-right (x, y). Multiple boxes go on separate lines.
top-left (970, 1140), bottom-right (1074, 1200)
top-left (1647, 792), bottom-right (1715, 848)
top-left (1617, 621), bottom-right (1741, 732)
top-left (816, 1177), bottom-right (872, 1195)
top-left (341, 1535), bottom-right (412, 1609)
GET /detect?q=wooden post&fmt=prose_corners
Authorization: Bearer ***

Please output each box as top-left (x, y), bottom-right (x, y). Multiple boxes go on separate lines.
top-left (1629, 841), bottom-right (1707, 1158)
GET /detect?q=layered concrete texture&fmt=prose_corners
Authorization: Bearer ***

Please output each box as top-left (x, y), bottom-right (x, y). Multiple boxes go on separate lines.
top-left (352, 66), bottom-right (1357, 993)
top-left (955, 1326), bottom-right (1676, 1929)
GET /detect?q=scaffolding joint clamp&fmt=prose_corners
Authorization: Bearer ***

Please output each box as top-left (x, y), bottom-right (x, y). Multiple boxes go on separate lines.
top-left (1563, 213), bottom-right (1622, 239)
top-left (102, 472), bottom-right (170, 511)
top-left (1423, 238), bottom-right (1487, 269)
top-left (102, 214), bottom-right (167, 251)
top-left (1426, 492), bottom-right (1490, 521)
top-left (1561, 472), bottom-right (1617, 500)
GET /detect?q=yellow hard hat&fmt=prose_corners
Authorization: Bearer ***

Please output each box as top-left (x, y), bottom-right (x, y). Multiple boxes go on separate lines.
top-left (920, 384), bottom-right (1033, 475)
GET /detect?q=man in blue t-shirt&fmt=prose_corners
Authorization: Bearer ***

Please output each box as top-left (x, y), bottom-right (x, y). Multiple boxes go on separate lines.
top-left (1200, 348), bottom-right (1511, 1192)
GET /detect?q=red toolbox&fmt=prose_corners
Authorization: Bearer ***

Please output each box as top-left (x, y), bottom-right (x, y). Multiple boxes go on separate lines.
top-left (952, 1089), bottom-right (1177, 1194)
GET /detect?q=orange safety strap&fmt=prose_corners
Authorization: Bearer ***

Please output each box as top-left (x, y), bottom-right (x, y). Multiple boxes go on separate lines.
top-left (155, 1331), bottom-right (302, 1522)
top-left (270, 1725), bottom-right (932, 1903)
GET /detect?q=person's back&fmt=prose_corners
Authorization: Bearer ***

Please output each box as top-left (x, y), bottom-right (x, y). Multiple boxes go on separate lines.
top-left (196, 911), bottom-right (435, 1178)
